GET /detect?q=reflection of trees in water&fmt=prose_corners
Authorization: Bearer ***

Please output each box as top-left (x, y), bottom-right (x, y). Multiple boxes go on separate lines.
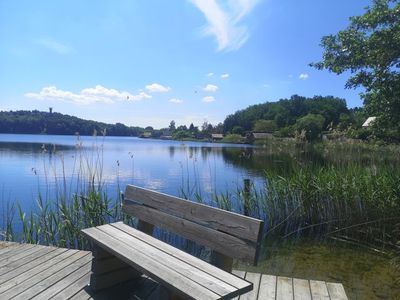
top-left (167, 145), bottom-right (224, 160)
top-left (0, 142), bottom-right (75, 155)
top-left (221, 143), bottom-right (400, 176)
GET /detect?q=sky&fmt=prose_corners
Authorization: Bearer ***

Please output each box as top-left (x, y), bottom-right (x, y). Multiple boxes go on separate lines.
top-left (0, 0), bottom-right (371, 128)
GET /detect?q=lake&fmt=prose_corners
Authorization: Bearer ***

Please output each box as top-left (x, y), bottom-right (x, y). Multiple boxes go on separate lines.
top-left (0, 133), bottom-right (264, 212)
top-left (0, 133), bottom-right (399, 299)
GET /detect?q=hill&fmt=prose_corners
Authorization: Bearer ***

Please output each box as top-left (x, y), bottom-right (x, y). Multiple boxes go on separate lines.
top-left (0, 110), bottom-right (144, 136)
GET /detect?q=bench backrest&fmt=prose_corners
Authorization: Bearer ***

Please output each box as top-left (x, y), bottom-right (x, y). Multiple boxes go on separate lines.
top-left (122, 185), bottom-right (264, 266)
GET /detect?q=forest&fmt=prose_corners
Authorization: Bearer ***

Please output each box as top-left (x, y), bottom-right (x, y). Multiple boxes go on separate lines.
top-left (0, 110), bottom-right (144, 136)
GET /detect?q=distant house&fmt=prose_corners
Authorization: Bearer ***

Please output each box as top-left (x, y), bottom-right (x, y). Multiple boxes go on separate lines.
top-left (142, 131), bottom-right (152, 138)
top-left (252, 132), bottom-right (273, 139)
top-left (362, 117), bottom-right (376, 127)
top-left (211, 133), bottom-right (224, 140)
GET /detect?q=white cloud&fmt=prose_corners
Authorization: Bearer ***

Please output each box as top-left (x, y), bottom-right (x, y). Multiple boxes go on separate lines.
top-left (221, 73), bottom-right (229, 79)
top-left (36, 38), bottom-right (72, 55)
top-left (145, 83), bottom-right (171, 93)
top-left (299, 73), bottom-right (309, 80)
top-left (190, 0), bottom-right (259, 51)
top-left (203, 84), bottom-right (218, 92)
top-left (169, 98), bottom-right (183, 104)
top-left (25, 85), bottom-right (151, 105)
top-left (207, 72), bottom-right (214, 77)
top-left (202, 96), bottom-right (216, 103)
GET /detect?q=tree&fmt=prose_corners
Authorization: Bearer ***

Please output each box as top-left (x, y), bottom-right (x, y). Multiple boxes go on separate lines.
top-left (231, 126), bottom-right (244, 135)
top-left (312, 0), bottom-right (400, 140)
top-left (253, 120), bottom-right (277, 133)
top-left (295, 114), bottom-right (325, 142)
top-left (169, 120), bottom-right (176, 132)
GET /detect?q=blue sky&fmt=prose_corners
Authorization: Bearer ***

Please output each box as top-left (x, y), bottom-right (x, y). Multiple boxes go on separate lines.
top-left (0, 0), bottom-right (370, 128)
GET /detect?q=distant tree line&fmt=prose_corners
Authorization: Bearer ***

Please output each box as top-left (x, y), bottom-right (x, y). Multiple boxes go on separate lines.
top-left (223, 95), bottom-right (368, 141)
top-left (0, 110), bottom-right (144, 136)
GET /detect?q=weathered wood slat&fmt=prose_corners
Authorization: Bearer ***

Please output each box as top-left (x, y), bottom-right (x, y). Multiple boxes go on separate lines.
top-left (0, 250), bottom-right (85, 298)
top-left (0, 246), bottom-right (56, 276)
top-left (0, 243), bottom-right (21, 255)
top-left (0, 244), bottom-right (35, 262)
top-left (91, 255), bottom-right (131, 274)
top-left (0, 248), bottom-right (68, 286)
top-left (50, 271), bottom-right (91, 300)
top-left (68, 288), bottom-right (92, 300)
top-left (310, 280), bottom-right (330, 300)
top-left (122, 202), bottom-right (257, 263)
top-left (90, 267), bottom-right (141, 291)
top-left (81, 226), bottom-right (232, 300)
top-left (112, 222), bottom-right (250, 290)
top-left (276, 276), bottom-right (293, 300)
top-left (326, 282), bottom-right (348, 300)
top-left (0, 244), bottom-right (46, 270)
top-left (124, 185), bottom-right (263, 243)
top-left (31, 261), bottom-right (91, 299)
top-left (258, 274), bottom-right (276, 300)
top-left (293, 278), bottom-right (311, 300)
top-left (97, 224), bottom-right (240, 296)
top-left (13, 254), bottom-right (92, 300)
top-left (241, 272), bottom-right (261, 300)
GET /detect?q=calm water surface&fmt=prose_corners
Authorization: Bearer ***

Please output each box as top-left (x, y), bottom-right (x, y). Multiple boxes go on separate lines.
top-left (0, 133), bottom-right (398, 299)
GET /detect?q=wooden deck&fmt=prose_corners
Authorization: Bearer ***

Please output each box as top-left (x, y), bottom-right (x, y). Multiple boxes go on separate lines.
top-left (0, 242), bottom-right (348, 299)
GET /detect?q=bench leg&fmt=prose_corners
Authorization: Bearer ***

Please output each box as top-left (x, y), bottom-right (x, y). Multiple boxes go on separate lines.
top-left (211, 251), bottom-right (233, 273)
top-left (90, 245), bottom-right (141, 292)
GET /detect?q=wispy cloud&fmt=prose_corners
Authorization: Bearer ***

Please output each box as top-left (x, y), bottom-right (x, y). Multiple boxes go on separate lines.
top-left (299, 73), bottom-right (309, 80)
top-left (207, 72), bottom-right (214, 77)
top-left (221, 73), bottom-right (229, 79)
top-left (145, 83), bottom-right (171, 93)
top-left (25, 85), bottom-right (151, 105)
top-left (203, 84), bottom-right (218, 92)
top-left (190, 0), bottom-right (260, 51)
top-left (169, 98), bottom-right (183, 104)
top-left (36, 38), bottom-right (73, 55)
top-left (202, 96), bottom-right (216, 103)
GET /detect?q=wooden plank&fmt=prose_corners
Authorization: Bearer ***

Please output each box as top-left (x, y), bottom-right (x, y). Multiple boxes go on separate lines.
top-left (0, 244), bottom-right (35, 262)
top-left (97, 224), bottom-right (240, 296)
top-left (258, 274), bottom-right (276, 300)
top-left (0, 244), bottom-right (45, 269)
top-left (0, 245), bottom-right (56, 276)
top-left (293, 278), bottom-right (311, 300)
top-left (240, 272), bottom-right (261, 300)
top-left (0, 248), bottom-right (68, 285)
top-left (0, 250), bottom-right (85, 298)
top-left (124, 185), bottom-right (263, 243)
top-left (50, 271), bottom-right (91, 300)
top-left (326, 282), bottom-right (348, 300)
top-left (112, 222), bottom-right (250, 290)
top-left (90, 267), bottom-right (141, 291)
top-left (210, 251), bottom-right (233, 272)
top-left (81, 227), bottom-right (238, 300)
top-left (122, 202), bottom-right (257, 263)
top-left (0, 243), bottom-right (20, 255)
top-left (92, 245), bottom-right (114, 259)
top-left (69, 288), bottom-right (92, 300)
top-left (30, 261), bottom-right (91, 299)
top-left (310, 280), bottom-right (330, 300)
top-left (92, 255), bottom-right (131, 274)
top-left (276, 276), bottom-right (293, 300)
top-left (12, 254), bottom-right (92, 300)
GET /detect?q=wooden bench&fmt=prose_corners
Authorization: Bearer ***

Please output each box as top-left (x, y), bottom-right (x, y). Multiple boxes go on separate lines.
top-left (82, 185), bottom-right (264, 299)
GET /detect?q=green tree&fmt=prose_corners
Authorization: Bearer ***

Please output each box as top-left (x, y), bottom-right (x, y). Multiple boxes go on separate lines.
top-left (253, 120), bottom-right (277, 133)
top-left (312, 0), bottom-right (400, 141)
top-left (169, 120), bottom-right (176, 132)
top-left (295, 114), bottom-right (325, 142)
top-left (231, 126), bottom-right (244, 135)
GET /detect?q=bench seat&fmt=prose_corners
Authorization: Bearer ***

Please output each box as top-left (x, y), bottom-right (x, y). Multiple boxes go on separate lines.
top-left (82, 222), bottom-right (253, 300)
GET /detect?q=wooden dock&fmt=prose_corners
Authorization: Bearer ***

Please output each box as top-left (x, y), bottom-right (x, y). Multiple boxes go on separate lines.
top-left (0, 242), bottom-right (348, 299)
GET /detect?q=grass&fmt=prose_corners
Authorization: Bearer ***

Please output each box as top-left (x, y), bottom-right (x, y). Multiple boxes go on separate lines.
top-left (0, 138), bottom-right (399, 261)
